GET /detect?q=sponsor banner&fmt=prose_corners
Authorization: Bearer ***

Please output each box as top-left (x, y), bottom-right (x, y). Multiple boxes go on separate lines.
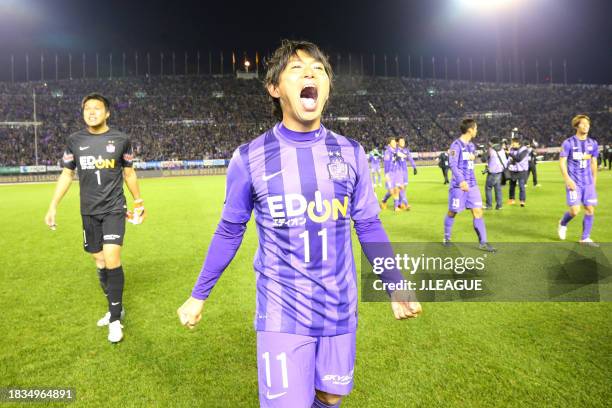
top-left (20, 165), bottom-right (47, 174)
top-left (361, 243), bottom-right (612, 302)
top-left (0, 167), bottom-right (21, 175)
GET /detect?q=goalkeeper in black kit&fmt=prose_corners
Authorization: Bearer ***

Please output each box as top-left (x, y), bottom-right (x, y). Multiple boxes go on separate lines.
top-left (44, 93), bottom-right (145, 343)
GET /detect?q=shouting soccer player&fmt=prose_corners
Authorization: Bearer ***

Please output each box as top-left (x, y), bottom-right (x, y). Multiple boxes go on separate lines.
top-left (443, 119), bottom-right (495, 252)
top-left (396, 137), bottom-right (417, 210)
top-left (177, 40), bottom-right (421, 408)
top-left (557, 115), bottom-right (599, 246)
top-left (44, 93), bottom-right (144, 343)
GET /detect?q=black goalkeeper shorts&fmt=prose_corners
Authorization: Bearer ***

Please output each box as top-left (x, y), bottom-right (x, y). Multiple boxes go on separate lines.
top-left (81, 211), bottom-right (126, 253)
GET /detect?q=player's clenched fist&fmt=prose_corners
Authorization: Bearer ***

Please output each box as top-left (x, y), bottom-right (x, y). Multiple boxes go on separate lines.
top-left (177, 297), bottom-right (205, 329)
top-left (391, 301), bottom-right (422, 320)
top-left (45, 207), bottom-right (57, 230)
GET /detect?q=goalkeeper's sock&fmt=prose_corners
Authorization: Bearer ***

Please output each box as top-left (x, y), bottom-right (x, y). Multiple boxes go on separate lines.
top-left (96, 267), bottom-right (108, 297)
top-left (312, 396), bottom-right (341, 408)
top-left (106, 266), bottom-right (125, 323)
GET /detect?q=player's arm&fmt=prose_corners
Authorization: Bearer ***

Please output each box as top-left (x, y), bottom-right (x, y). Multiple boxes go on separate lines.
top-left (123, 167), bottom-right (141, 201)
top-left (591, 149), bottom-right (598, 187)
top-left (448, 145), bottom-right (467, 190)
top-left (44, 168), bottom-right (75, 228)
top-left (559, 141), bottom-right (576, 190)
top-left (351, 145), bottom-right (421, 319)
top-left (177, 150), bottom-right (254, 329)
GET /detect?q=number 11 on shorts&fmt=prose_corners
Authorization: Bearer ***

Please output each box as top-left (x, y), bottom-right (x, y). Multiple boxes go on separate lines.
top-left (262, 352), bottom-right (289, 389)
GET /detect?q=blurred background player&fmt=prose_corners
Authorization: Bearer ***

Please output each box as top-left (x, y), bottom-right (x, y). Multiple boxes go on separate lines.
top-left (177, 40), bottom-right (421, 408)
top-left (443, 119), bottom-right (495, 252)
top-left (606, 144), bottom-right (612, 170)
top-left (396, 137), bottom-right (417, 210)
top-left (437, 150), bottom-right (450, 184)
top-left (381, 137), bottom-right (402, 211)
top-left (368, 147), bottom-right (383, 187)
top-left (507, 137), bottom-right (529, 207)
top-left (558, 115), bottom-right (599, 246)
top-left (44, 93), bottom-right (144, 343)
top-left (484, 138), bottom-right (507, 210)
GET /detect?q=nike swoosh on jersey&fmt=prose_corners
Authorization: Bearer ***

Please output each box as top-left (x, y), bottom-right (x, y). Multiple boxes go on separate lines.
top-left (262, 170), bottom-right (284, 181)
top-left (79, 146), bottom-right (90, 150)
top-left (266, 391), bottom-right (287, 400)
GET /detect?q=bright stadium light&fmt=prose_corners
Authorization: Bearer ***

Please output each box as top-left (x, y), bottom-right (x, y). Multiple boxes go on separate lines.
top-left (455, 0), bottom-right (520, 13)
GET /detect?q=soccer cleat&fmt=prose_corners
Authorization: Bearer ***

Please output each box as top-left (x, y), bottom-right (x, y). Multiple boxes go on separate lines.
top-left (484, 206), bottom-right (492, 210)
top-left (535, 184), bottom-right (542, 188)
top-left (495, 206), bottom-right (503, 210)
top-left (508, 199), bottom-right (515, 205)
top-left (108, 320), bottom-right (124, 343)
top-left (479, 243), bottom-right (496, 253)
top-left (394, 207), bottom-right (403, 213)
top-left (97, 309), bottom-right (125, 327)
top-left (579, 238), bottom-right (599, 247)
top-left (557, 223), bottom-right (567, 240)
top-left (399, 203), bottom-right (407, 210)
top-left (520, 202), bottom-right (526, 207)
top-left (442, 238), bottom-right (452, 247)
top-left (379, 200), bottom-right (387, 210)
top-left (404, 204), bottom-right (411, 211)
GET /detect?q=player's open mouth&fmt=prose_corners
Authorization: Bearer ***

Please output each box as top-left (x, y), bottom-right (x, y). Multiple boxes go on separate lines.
top-left (300, 85), bottom-right (318, 111)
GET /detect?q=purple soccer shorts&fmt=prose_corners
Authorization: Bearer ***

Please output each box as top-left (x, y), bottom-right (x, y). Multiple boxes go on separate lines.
top-left (256, 331), bottom-right (356, 408)
top-left (566, 183), bottom-right (598, 207)
top-left (448, 186), bottom-right (483, 212)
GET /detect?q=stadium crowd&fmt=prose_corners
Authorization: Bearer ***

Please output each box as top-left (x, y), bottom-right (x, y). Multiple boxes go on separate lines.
top-left (0, 75), bottom-right (610, 165)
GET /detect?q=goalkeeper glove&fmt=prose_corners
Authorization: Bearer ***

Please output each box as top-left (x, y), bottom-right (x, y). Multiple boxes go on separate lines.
top-left (127, 199), bottom-right (146, 225)
top-left (413, 168), bottom-right (418, 176)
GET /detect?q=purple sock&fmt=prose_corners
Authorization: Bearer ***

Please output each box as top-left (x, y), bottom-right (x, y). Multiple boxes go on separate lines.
top-left (444, 215), bottom-right (455, 240)
top-left (560, 211), bottom-right (574, 226)
top-left (581, 214), bottom-right (594, 240)
top-left (312, 397), bottom-right (341, 408)
top-left (394, 198), bottom-right (400, 209)
top-left (400, 189), bottom-right (408, 205)
top-left (382, 192), bottom-right (391, 203)
top-left (473, 217), bottom-right (488, 244)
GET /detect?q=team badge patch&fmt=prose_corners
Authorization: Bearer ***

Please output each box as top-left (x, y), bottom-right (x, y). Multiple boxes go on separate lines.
top-left (106, 141), bottom-right (116, 153)
top-left (327, 150), bottom-right (349, 181)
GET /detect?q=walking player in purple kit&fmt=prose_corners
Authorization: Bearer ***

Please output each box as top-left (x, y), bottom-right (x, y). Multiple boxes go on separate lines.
top-left (557, 115), bottom-right (599, 246)
top-left (177, 40), bottom-right (422, 408)
top-left (443, 119), bottom-right (495, 252)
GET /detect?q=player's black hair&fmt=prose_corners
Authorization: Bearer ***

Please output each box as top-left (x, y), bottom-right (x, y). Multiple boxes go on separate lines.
top-left (81, 93), bottom-right (110, 112)
top-left (387, 136), bottom-right (396, 144)
top-left (460, 118), bottom-right (477, 134)
top-left (264, 39), bottom-right (334, 121)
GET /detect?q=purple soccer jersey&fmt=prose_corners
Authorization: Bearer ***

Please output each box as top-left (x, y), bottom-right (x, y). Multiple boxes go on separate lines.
top-left (396, 146), bottom-right (416, 185)
top-left (383, 145), bottom-right (401, 189)
top-left (448, 138), bottom-right (477, 188)
top-left (368, 152), bottom-right (381, 171)
top-left (220, 123), bottom-right (380, 337)
top-left (560, 135), bottom-right (599, 187)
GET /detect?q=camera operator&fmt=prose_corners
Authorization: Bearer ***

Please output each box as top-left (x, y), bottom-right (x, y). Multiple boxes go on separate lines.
top-left (483, 138), bottom-right (507, 210)
top-left (507, 137), bottom-right (529, 207)
top-left (528, 139), bottom-right (541, 187)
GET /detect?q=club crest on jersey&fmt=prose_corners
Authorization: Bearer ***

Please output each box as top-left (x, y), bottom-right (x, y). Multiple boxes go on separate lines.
top-left (106, 141), bottom-right (116, 153)
top-left (327, 150), bottom-right (348, 181)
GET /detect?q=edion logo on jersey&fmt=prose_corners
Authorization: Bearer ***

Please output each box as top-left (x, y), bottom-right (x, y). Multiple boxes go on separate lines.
top-left (79, 155), bottom-right (116, 170)
top-left (321, 369), bottom-right (354, 386)
top-left (267, 190), bottom-right (349, 223)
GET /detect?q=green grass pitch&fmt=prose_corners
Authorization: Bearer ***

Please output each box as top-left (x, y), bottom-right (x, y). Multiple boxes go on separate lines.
top-left (0, 162), bottom-right (610, 407)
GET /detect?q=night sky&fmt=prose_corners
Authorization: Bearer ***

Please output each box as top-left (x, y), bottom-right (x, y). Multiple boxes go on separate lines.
top-left (0, 0), bottom-right (610, 83)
